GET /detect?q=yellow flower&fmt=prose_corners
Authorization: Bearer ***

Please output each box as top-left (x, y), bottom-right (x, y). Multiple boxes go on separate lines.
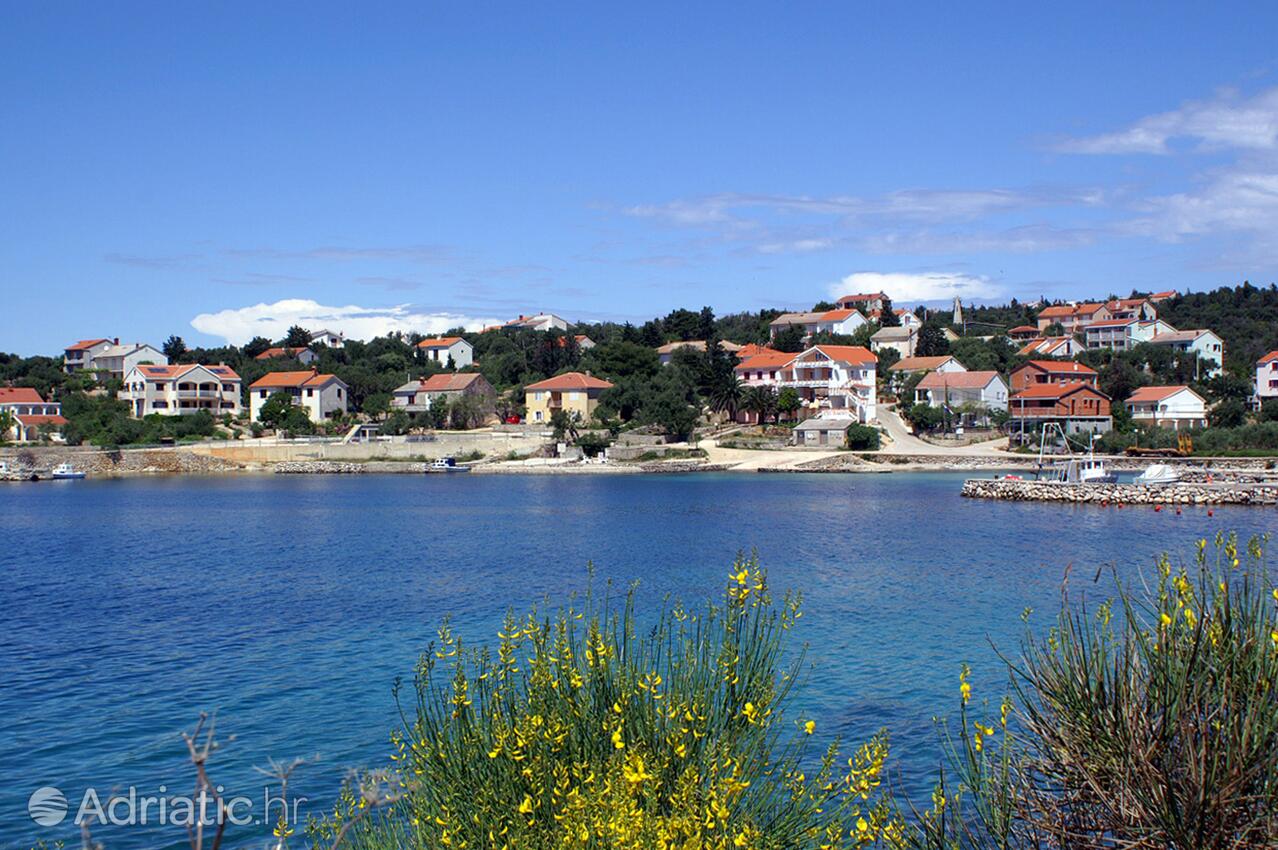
top-left (675, 741), bottom-right (687, 758)
top-left (804, 720), bottom-right (816, 735)
top-left (623, 753), bottom-right (652, 784)
top-left (1184, 608), bottom-right (1197, 628)
top-left (1160, 612), bottom-right (1173, 627)
top-left (856, 817), bottom-right (869, 833)
top-left (742, 702), bottom-right (760, 724)
top-left (518, 795), bottom-right (533, 814)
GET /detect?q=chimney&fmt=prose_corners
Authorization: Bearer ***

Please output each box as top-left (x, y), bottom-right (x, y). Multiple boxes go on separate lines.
top-left (114, 337), bottom-right (120, 345)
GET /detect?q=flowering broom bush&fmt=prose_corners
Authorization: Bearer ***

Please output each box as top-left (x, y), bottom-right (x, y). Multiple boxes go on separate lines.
top-left (899, 532), bottom-right (1278, 850)
top-left (313, 556), bottom-right (904, 849)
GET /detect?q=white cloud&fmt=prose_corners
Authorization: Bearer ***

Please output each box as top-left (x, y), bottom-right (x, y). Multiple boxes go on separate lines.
top-left (828, 272), bottom-right (1001, 303)
top-left (190, 299), bottom-right (501, 345)
top-left (1058, 86), bottom-right (1278, 155)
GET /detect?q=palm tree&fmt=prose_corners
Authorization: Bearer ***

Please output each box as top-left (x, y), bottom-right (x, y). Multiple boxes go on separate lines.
top-left (743, 385), bottom-right (778, 425)
top-left (708, 374), bottom-right (744, 422)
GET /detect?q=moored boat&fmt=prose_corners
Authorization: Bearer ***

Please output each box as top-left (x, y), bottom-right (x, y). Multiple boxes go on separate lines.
top-left (428, 457), bottom-right (470, 473)
top-left (1134, 463), bottom-right (1181, 485)
top-left (50, 463), bottom-right (86, 480)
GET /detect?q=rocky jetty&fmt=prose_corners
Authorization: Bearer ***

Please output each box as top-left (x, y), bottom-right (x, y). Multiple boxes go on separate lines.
top-left (274, 461), bottom-right (369, 474)
top-left (962, 478), bottom-right (1278, 506)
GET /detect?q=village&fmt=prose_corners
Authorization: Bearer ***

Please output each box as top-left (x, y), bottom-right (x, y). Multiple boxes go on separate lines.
top-left (0, 285), bottom-right (1273, 473)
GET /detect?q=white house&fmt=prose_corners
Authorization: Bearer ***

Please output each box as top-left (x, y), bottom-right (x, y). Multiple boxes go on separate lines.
top-left (249, 370), bottom-right (349, 422)
top-left (770, 308), bottom-right (868, 341)
top-left (1145, 329), bottom-right (1224, 378)
top-left (1105, 298), bottom-right (1159, 322)
top-left (0, 387), bottom-right (66, 441)
top-left (490, 313), bottom-right (570, 332)
top-left (834, 292), bottom-right (887, 313)
top-left (120, 364), bottom-right (242, 417)
top-left (255, 346), bottom-right (318, 365)
top-left (391, 372), bottom-right (496, 414)
top-left (310, 329), bottom-right (345, 348)
top-left (1125, 385), bottom-right (1207, 429)
top-left (1083, 318), bottom-right (1177, 350)
top-left (63, 338), bottom-right (167, 379)
top-left (913, 371), bottom-right (1009, 418)
top-left (781, 345), bottom-right (878, 422)
top-left (869, 326), bottom-right (917, 358)
top-left (1256, 350), bottom-right (1278, 405)
top-left (417, 336), bottom-right (474, 368)
top-left (888, 355), bottom-right (966, 377)
top-left (1017, 336), bottom-right (1084, 358)
top-left (733, 350), bottom-right (794, 388)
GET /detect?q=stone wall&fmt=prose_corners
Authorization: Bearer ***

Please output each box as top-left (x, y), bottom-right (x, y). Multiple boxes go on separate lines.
top-left (0, 446), bottom-right (245, 478)
top-left (961, 478), bottom-right (1278, 506)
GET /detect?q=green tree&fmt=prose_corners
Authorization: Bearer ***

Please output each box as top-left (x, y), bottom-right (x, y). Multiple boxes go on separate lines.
top-left (915, 323), bottom-right (950, 357)
top-left (878, 297), bottom-right (900, 327)
top-left (280, 405), bottom-right (315, 436)
top-left (257, 391), bottom-right (297, 429)
top-left (707, 374), bottom-right (744, 421)
top-left (904, 402), bottom-right (943, 433)
top-left (0, 408), bottom-right (14, 443)
top-left (362, 392), bottom-right (391, 419)
top-left (162, 335), bottom-right (188, 361)
top-left (1208, 398), bottom-right (1247, 429)
top-left (771, 326), bottom-right (806, 353)
top-left (743, 385), bottom-right (779, 424)
top-left (283, 325), bottom-right (312, 347)
top-left (777, 387), bottom-right (802, 421)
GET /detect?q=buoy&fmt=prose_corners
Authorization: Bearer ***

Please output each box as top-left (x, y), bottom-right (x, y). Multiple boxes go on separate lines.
top-left (1102, 499), bottom-right (1109, 507)
top-left (1154, 504), bottom-right (1163, 512)
top-left (1208, 509), bottom-right (1214, 517)
top-left (1176, 508), bottom-right (1182, 515)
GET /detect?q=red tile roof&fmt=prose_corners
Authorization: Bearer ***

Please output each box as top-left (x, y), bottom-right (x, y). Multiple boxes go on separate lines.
top-left (66, 338), bottom-right (110, 351)
top-left (889, 355), bottom-right (956, 372)
top-left (0, 387), bottom-right (46, 404)
top-left (836, 292), bottom-right (885, 303)
top-left (1259, 350), bottom-right (1278, 365)
top-left (417, 336), bottom-right (465, 349)
top-left (414, 373), bottom-right (486, 392)
top-left (15, 414), bottom-right (67, 427)
top-left (818, 308), bottom-right (861, 321)
top-left (807, 345), bottom-right (876, 365)
top-left (250, 370), bottom-right (344, 389)
top-left (1127, 385), bottom-right (1197, 403)
top-left (1023, 360), bottom-right (1097, 375)
top-left (735, 351), bottom-right (795, 371)
top-left (255, 347), bottom-right (309, 360)
top-left (1012, 381), bottom-right (1108, 400)
top-left (917, 370), bottom-right (1002, 390)
top-left (1085, 318), bottom-right (1139, 328)
top-left (524, 372), bottom-right (614, 391)
top-left (1036, 305), bottom-right (1076, 319)
top-left (1008, 325), bottom-right (1040, 334)
top-left (734, 344), bottom-right (780, 359)
top-left (137, 364), bottom-right (241, 381)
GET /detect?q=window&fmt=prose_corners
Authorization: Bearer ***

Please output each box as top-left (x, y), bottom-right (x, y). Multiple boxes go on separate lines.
top-left (306, 388), bottom-right (314, 397)
top-left (534, 410), bottom-right (543, 422)
top-left (260, 390), bottom-right (268, 398)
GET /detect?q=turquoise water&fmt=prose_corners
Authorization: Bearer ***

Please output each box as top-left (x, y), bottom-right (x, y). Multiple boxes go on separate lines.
top-left (2, 472), bottom-right (1275, 848)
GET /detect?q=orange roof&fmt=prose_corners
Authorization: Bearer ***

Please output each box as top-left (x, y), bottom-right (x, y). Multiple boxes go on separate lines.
top-left (524, 372), bottom-right (614, 391)
top-left (418, 336), bottom-right (465, 349)
top-left (66, 338), bottom-right (110, 351)
top-left (1085, 318), bottom-right (1138, 328)
top-left (889, 355), bottom-right (955, 372)
top-left (0, 387), bottom-right (46, 404)
top-left (836, 292), bottom-right (885, 303)
top-left (1259, 350), bottom-right (1278, 365)
top-left (255, 347), bottom-right (308, 360)
top-left (250, 370), bottom-right (343, 389)
top-left (734, 343), bottom-right (779, 359)
top-left (1106, 298), bottom-right (1149, 310)
top-left (415, 373), bottom-right (486, 392)
top-left (15, 413), bottom-right (67, 427)
top-left (808, 345), bottom-right (876, 365)
top-left (917, 370), bottom-right (1002, 390)
top-left (1127, 385), bottom-right (1197, 403)
top-left (735, 351), bottom-right (795, 371)
top-left (1075, 302), bottom-right (1107, 315)
top-left (1150, 290), bottom-right (1177, 299)
top-left (1036, 305), bottom-right (1076, 318)
top-left (1012, 381), bottom-right (1108, 400)
top-left (1022, 359), bottom-right (1096, 375)
top-left (1008, 325), bottom-right (1040, 334)
top-left (818, 308), bottom-right (861, 321)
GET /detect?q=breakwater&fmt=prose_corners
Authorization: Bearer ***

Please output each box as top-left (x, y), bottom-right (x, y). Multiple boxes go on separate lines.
top-left (961, 478), bottom-right (1278, 506)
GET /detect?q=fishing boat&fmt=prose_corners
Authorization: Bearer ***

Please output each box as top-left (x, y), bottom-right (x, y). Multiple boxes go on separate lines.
top-left (428, 457), bottom-right (470, 473)
top-left (1034, 426), bottom-right (1117, 484)
top-left (1134, 463), bottom-right (1181, 485)
top-left (50, 463), bottom-right (86, 480)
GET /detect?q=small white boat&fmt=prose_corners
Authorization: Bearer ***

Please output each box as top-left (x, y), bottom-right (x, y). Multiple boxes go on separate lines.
top-left (428, 457), bottom-right (470, 473)
top-left (1035, 426), bottom-right (1117, 484)
top-left (50, 463), bottom-right (86, 480)
top-left (1134, 463), bottom-right (1181, 485)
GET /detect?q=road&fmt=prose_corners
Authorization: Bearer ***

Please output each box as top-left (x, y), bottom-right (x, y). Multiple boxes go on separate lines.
top-left (874, 403), bottom-right (1010, 455)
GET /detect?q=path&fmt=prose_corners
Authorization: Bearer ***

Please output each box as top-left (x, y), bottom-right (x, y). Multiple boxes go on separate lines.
top-left (874, 404), bottom-right (1010, 456)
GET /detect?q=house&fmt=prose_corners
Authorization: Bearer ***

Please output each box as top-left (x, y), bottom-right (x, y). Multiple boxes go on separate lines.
top-left (120, 364), bottom-right (242, 417)
top-left (1009, 382), bottom-right (1113, 435)
top-left (834, 292), bottom-right (887, 313)
top-left (1104, 298), bottom-right (1158, 322)
top-left (1145, 329), bottom-right (1224, 377)
top-left (1007, 325), bottom-right (1041, 341)
top-left (1148, 290), bottom-right (1177, 302)
top-left (63, 339), bottom-right (114, 374)
top-left (1082, 318), bottom-right (1177, 351)
top-left (523, 372), bottom-right (613, 424)
top-left (417, 337), bottom-right (474, 368)
top-left (310, 329), bottom-right (345, 348)
top-left (734, 343), bottom-right (779, 360)
top-left (1125, 386), bottom-right (1207, 430)
top-left (1018, 336), bottom-right (1084, 358)
top-left (914, 371), bottom-right (1009, 420)
top-left (769, 311), bottom-right (826, 340)
top-left (780, 345), bottom-right (878, 423)
top-left (734, 350), bottom-right (794, 387)
top-left (888, 355), bottom-right (966, 377)
top-left (572, 335), bottom-right (597, 351)
top-left (249, 370), bottom-right (349, 422)
top-left (1035, 303), bottom-right (1111, 333)
top-left (655, 340), bottom-right (743, 365)
top-left (869, 325), bottom-right (917, 358)
top-left (1010, 360), bottom-right (1098, 393)
top-left (255, 347), bottom-right (317, 365)
top-left (391, 373), bottom-right (495, 415)
top-left (0, 387), bottom-right (66, 442)
top-left (792, 418), bottom-right (854, 447)
top-left (487, 313), bottom-right (570, 333)
top-left (1256, 351), bottom-right (1278, 405)
top-left (63, 338), bottom-right (168, 380)
top-left (815, 308), bottom-right (870, 335)
top-left (867, 308), bottom-right (920, 327)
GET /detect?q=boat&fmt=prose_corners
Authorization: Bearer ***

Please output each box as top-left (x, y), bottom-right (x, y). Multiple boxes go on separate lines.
top-left (50, 463), bottom-right (86, 480)
top-left (1134, 463), bottom-right (1181, 485)
top-left (428, 457), bottom-right (470, 473)
top-left (1034, 426), bottom-right (1117, 484)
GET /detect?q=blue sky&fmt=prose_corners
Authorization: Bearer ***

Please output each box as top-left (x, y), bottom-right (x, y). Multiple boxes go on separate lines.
top-left (4, 2), bottom-right (1278, 353)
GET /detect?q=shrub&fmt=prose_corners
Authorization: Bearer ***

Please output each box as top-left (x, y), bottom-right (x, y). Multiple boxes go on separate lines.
top-left (845, 423), bottom-right (881, 450)
top-left (316, 559), bottom-right (902, 849)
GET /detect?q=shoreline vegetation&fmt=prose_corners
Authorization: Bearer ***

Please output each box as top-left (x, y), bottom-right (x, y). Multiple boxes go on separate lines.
top-left (45, 534), bottom-right (1278, 849)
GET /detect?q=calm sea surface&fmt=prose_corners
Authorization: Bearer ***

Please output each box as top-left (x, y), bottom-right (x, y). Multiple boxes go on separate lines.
top-left (2, 472), bottom-right (1275, 848)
